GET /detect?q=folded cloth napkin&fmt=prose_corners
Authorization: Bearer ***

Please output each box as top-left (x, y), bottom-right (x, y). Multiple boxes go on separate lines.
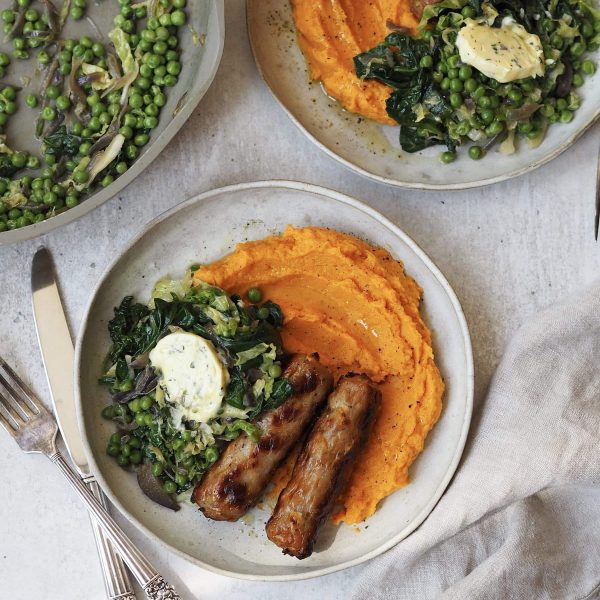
top-left (352, 284), bottom-right (600, 600)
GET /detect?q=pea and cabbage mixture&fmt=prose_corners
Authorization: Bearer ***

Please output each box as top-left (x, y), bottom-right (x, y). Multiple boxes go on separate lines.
top-left (99, 268), bottom-right (293, 507)
top-left (0, 0), bottom-right (188, 233)
top-left (354, 0), bottom-right (600, 162)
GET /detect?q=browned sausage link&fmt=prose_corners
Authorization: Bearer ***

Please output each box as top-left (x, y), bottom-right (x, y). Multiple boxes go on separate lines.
top-left (193, 354), bottom-right (333, 521)
top-left (266, 374), bottom-right (381, 559)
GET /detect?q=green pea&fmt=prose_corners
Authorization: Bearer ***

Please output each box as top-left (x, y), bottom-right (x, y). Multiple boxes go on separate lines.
top-left (1, 9), bottom-right (15, 23)
top-left (70, 6), bottom-right (84, 20)
top-left (0, 53), bottom-right (9, 67)
top-left (135, 412), bottom-right (147, 426)
top-left (143, 413), bottom-right (154, 427)
top-left (507, 88), bottom-right (522, 103)
top-left (166, 60), bottom-right (181, 75)
top-left (140, 396), bottom-right (153, 410)
top-left (12, 37), bottom-right (25, 51)
top-left (73, 169), bottom-right (89, 185)
top-left (247, 287), bottom-right (262, 302)
top-left (449, 92), bottom-right (462, 108)
top-left (164, 75), bottom-right (177, 87)
top-left (152, 462), bottom-right (164, 477)
top-left (119, 125), bottom-right (133, 139)
top-left (473, 85), bottom-right (487, 100)
top-left (581, 60), bottom-right (596, 75)
top-left (556, 98), bottom-right (568, 110)
top-left (40, 105), bottom-right (58, 121)
top-left (78, 141), bottom-right (92, 155)
top-left (117, 454), bottom-right (129, 467)
top-left (128, 397), bottom-right (141, 413)
top-left (468, 145), bottom-right (482, 160)
top-left (163, 480), bottom-right (177, 494)
top-left (125, 144), bottom-right (139, 160)
top-left (128, 450), bottom-right (141, 465)
top-left (419, 55), bottom-right (433, 69)
top-left (205, 446), bottom-right (219, 463)
top-left (43, 191), bottom-right (57, 206)
top-left (155, 26), bottom-right (169, 41)
top-left (129, 93), bottom-right (143, 109)
top-left (172, 438), bottom-right (184, 450)
top-left (174, 473), bottom-right (187, 487)
top-left (153, 40), bottom-right (168, 55)
top-left (571, 41), bottom-right (586, 57)
top-left (56, 95), bottom-right (70, 111)
top-left (485, 120), bottom-right (504, 136)
top-left (11, 152), bottom-right (27, 168)
top-left (107, 444), bottom-right (120, 457)
top-left (458, 65), bottom-right (472, 80)
top-left (447, 67), bottom-right (459, 79)
top-left (268, 363), bottom-right (282, 378)
top-left (440, 77), bottom-right (451, 91)
top-left (134, 133), bottom-right (149, 146)
top-left (257, 306), bottom-right (270, 320)
top-left (173, 0), bottom-right (187, 7)
top-left (572, 73), bottom-right (584, 87)
top-left (143, 116), bottom-right (158, 129)
top-left (8, 208), bottom-right (21, 219)
top-left (550, 33), bottom-right (564, 49)
top-left (4, 100), bottom-right (16, 115)
top-left (559, 109), bottom-right (574, 123)
top-left (116, 160), bottom-right (128, 175)
top-left (478, 95), bottom-right (491, 109)
top-left (461, 5), bottom-right (475, 18)
top-left (100, 174), bottom-right (113, 188)
top-left (449, 78), bottom-right (463, 93)
top-left (88, 116), bottom-right (102, 132)
top-left (182, 430), bottom-right (193, 442)
top-left (517, 121), bottom-right (534, 134)
top-left (479, 108), bottom-right (494, 124)
top-left (65, 195), bottom-right (78, 208)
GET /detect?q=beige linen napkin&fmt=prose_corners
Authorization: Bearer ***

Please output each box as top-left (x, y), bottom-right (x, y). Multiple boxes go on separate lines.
top-left (352, 285), bottom-right (600, 600)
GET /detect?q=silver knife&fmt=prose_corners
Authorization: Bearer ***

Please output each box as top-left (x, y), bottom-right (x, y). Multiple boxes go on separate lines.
top-left (31, 247), bottom-right (136, 600)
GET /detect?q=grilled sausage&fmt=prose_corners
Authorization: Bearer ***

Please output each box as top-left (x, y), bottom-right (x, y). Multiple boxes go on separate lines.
top-left (193, 354), bottom-right (333, 521)
top-left (266, 374), bottom-right (380, 559)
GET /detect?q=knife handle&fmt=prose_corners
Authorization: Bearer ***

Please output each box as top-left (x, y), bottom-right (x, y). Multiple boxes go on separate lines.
top-left (85, 477), bottom-right (137, 600)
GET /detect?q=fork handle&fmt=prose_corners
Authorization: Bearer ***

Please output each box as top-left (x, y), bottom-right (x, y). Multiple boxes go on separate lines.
top-left (86, 477), bottom-right (136, 600)
top-left (49, 452), bottom-right (181, 600)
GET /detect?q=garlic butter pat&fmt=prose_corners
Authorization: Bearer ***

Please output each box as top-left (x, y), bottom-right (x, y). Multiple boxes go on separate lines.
top-left (149, 331), bottom-right (229, 425)
top-left (456, 17), bottom-right (544, 83)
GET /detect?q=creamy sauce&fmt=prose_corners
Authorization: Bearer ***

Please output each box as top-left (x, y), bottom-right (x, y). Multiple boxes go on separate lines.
top-left (456, 17), bottom-right (544, 83)
top-left (149, 331), bottom-right (229, 427)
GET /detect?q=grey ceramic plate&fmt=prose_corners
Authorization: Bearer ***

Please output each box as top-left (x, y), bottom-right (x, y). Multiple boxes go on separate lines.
top-left (75, 180), bottom-right (474, 580)
top-left (247, 0), bottom-right (600, 190)
top-left (0, 0), bottom-right (224, 246)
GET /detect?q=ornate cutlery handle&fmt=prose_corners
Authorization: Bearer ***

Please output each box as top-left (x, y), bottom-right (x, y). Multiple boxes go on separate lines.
top-left (85, 477), bottom-right (136, 600)
top-left (49, 452), bottom-right (180, 600)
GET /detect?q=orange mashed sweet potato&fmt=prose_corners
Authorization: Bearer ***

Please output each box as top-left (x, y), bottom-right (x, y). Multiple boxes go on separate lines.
top-left (291, 0), bottom-right (418, 124)
top-left (193, 226), bottom-right (444, 524)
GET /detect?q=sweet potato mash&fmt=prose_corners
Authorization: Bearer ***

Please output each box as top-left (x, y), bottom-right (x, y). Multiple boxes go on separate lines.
top-left (291, 0), bottom-right (417, 125)
top-left (193, 226), bottom-right (444, 524)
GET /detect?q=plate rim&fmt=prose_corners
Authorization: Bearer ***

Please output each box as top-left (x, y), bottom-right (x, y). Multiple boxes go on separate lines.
top-left (0, 0), bottom-right (225, 247)
top-left (246, 0), bottom-right (600, 192)
top-left (74, 179), bottom-right (475, 581)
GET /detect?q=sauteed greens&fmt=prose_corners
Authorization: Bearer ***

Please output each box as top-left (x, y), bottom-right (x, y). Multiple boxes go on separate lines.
top-left (354, 0), bottom-right (600, 162)
top-left (100, 268), bottom-right (292, 508)
top-left (0, 0), bottom-right (188, 233)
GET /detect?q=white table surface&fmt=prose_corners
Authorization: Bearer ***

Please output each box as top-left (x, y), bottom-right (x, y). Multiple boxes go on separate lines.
top-left (1, 2), bottom-right (599, 598)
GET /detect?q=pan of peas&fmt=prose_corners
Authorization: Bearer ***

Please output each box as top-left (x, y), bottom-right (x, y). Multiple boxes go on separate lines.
top-left (0, 0), bottom-right (224, 244)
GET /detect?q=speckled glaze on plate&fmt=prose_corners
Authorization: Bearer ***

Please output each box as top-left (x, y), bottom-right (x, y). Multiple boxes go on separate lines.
top-left (247, 1), bottom-right (600, 190)
top-left (75, 181), bottom-right (474, 580)
top-left (0, 0), bottom-right (224, 246)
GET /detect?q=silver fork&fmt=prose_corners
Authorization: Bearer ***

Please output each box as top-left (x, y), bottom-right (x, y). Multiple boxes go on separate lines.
top-left (0, 357), bottom-right (181, 600)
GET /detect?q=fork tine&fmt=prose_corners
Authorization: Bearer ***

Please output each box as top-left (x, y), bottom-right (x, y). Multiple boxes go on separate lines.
top-left (0, 401), bottom-right (19, 433)
top-left (0, 381), bottom-right (31, 423)
top-left (0, 358), bottom-right (42, 417)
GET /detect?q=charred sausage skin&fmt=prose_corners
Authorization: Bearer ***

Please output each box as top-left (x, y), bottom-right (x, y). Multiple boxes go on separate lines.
top-left (193, 354), bottom-right (333, 521)
top-left (266, 374), bottom-right (380, 559)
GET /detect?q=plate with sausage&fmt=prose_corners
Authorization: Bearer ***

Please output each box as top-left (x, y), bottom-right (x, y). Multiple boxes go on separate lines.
top-left (75, 180), bottom-right (473, 579)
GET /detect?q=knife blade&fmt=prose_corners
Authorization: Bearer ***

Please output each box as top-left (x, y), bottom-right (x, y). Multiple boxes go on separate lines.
top-left (31, 247), bottom-right (136, 600)
top-left (31, 247), bottom-right (89, 473)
